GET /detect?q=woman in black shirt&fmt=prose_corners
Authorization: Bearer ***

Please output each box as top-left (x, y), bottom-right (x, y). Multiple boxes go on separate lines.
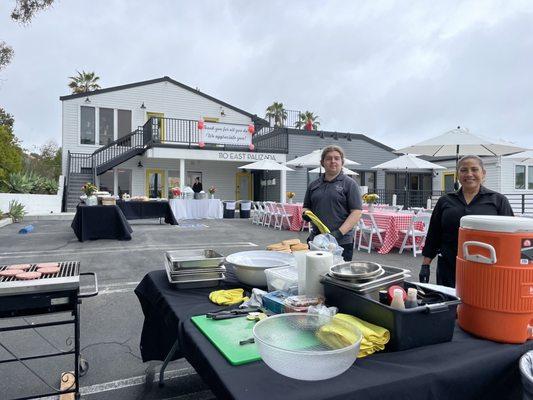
top-left (419, 155), bottom-right (514, 287)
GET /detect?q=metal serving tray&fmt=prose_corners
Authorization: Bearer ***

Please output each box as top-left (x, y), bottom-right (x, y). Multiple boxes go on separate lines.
top-left (165, 249), bottom-right (225, 270)
top-left (320, 265), bottom-right (410, 294)
top-left (164, 256), bottom-right (225, 289)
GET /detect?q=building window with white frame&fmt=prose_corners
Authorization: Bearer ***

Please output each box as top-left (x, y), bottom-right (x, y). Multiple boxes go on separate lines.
top-left (80, 106), bottom-right (95, 144)
top-left (99, 170), bottom-right (114, 194)
top-left (515, 165), bottom-right (526, 189)
top-left (99, 108), bottom-right (114, 146)
top-left (529, 166), bottom-right (533, 190)
top-left (117, 169), bottom-right (132, 196)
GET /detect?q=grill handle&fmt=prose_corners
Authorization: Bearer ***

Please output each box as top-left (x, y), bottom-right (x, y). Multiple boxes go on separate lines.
top-left (79, 272), bottom-right (99, 298)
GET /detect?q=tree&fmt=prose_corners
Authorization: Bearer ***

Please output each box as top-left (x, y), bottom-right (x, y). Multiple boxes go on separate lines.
top-left (265, 102), bottom-right (287, 127)
top-left (68, 71), bottom-right (101, 94)
top-left (0, 107), bottom-right (15, 129)
top-left (0, 126), bottom-right (24, 189)
top-left (295, 111), bottom-right (320, 131)
top-left (1, 0), bottom-right (55, 71)
top-left (25, 140), bottom-right (62, 180)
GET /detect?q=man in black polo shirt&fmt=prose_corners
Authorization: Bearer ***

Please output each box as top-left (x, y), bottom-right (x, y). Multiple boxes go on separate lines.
top-left (303, 145), bottom-right (363, 261)
top-left (420, 155), bottom-right (514, 287)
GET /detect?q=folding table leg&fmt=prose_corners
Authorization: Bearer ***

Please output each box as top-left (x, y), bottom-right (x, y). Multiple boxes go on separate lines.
top-left (158, 338), bottom-right (181, 387)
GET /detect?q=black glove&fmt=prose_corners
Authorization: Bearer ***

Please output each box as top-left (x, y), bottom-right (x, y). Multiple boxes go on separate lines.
top-left (331, 230), bottom-right (344, 241)
top-left (419, 264), bottom-right (430, 283)
top-left (302, 212), bottom-right (312, 222)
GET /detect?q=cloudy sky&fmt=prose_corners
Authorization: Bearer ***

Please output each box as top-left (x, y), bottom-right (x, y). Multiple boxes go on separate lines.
top-left (1, 0), bottom-right (533, 151)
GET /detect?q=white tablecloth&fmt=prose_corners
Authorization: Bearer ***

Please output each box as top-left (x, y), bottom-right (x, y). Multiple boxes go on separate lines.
top-left (169, 199), bottom-right (223, 220)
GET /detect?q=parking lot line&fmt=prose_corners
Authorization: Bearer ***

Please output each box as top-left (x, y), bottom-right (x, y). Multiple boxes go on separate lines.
top-left (0, 242), bottom-right (258, 259)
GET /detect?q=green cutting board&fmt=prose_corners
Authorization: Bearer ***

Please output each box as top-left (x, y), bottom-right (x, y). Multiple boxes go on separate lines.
top-left (191, 315), bottom-right (261, 366)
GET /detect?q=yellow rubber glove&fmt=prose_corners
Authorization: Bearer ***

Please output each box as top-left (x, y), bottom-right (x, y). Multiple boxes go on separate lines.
top-left (208, 288), bottom-right (249, 306)
top-left (303, 210), bottom-right (330, 234)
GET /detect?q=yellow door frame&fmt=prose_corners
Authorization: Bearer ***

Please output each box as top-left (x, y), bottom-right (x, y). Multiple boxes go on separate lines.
top-left (146, 168), bottom-right (166, 198)
top-left (235, 171), bottom-right (252, 200)
top-left (442, 172), bottom-right (456, 190)
top-left (146, 112), bottom-right (165, 141)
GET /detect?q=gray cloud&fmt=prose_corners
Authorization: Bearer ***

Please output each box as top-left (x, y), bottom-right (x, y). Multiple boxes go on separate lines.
top-left (1, 0), bottom-right (532, 151)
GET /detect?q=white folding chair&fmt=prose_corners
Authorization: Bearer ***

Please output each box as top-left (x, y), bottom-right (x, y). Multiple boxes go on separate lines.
top-left (301, 218), bottom-right (311, 232)
top-left (399, 212), bottom-right (431, 257)
top-left (358, 213), bottom-right (386, 253)
top-left (251, 202), bottom-right (261, 224)
top-left (274, 203), bottom-right (291, 230)
top-left (263, 202), bottom-right (277, 227)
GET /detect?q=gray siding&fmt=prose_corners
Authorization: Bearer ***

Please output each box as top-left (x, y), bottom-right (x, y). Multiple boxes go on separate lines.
top-left (286, 133), bottom-right (397, 202)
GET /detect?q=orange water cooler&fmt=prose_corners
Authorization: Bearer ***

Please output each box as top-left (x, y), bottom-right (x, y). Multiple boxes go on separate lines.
top-left (456, 215), bottom-right (533, 343)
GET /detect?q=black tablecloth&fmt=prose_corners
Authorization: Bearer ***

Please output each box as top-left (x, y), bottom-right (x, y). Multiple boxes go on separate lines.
top-left (116, 200), bottom-right (178, 225)
top-left (71, 205), bottom-right (133, 242)
top-left (135, 271), bottom-right (533, 400)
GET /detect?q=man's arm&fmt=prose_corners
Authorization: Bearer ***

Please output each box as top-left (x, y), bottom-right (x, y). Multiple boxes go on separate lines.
top-left (337, 209), bottom-right (362, 235)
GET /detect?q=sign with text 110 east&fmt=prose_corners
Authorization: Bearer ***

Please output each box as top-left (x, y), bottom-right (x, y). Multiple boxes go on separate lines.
top-left (203, 123), bottom-right (251, 146)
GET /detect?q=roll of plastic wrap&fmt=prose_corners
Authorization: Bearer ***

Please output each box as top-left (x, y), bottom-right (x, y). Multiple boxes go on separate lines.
top-left (304, 251), bottom-right (333, 297)
top-left (392, 194), bottom-right (397, 207)
top-left (293, 250), bottom-right (309, 295)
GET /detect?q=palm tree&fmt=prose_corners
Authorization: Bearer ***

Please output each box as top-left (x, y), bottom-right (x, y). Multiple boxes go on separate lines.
top-left (68, 71), bottom-right (101, 94)
top-left (265, 102), bottom-right (287, 127)
top-left (295, 111), bottom-right (320, 131)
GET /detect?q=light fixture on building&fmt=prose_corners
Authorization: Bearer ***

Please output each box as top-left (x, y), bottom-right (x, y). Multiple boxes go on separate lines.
top-left (347, 134), bottom-right (352, 141)
top-left (85, 97), bottom-right (91, 103)
top-left (220, 107), bottom-right (226, 116)
top-left (140, 102), bottom-right (146, 109)
top-left (333, 132), bottom-right (339, 140)
top-left (319, 132), bottom-right (325, 139)
top-left (137, 160), bottom-right (144, 168)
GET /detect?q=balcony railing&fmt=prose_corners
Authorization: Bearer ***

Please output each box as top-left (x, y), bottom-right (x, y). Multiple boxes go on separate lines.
top-left (145, 117), bottom-right (289, 153)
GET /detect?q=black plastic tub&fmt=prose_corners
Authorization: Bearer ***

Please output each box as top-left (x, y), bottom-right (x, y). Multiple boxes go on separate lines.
top-left (323, 280), bottom-right (461, 351)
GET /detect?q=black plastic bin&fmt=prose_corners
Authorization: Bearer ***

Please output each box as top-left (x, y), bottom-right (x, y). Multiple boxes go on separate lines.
top-left (222, 201), bottom-right (236, 219)
top-left (323, 280), bottom-right (461, 351)
top-left (239, 201), bottom-right (251, 219)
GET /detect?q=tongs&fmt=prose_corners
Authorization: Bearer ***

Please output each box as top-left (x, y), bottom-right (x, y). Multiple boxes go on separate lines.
top-left (206, 307), bottom-right (263, 320)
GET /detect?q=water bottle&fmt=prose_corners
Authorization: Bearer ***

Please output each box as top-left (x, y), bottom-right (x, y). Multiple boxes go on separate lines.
top-left (405, 288), bottom-right (418, 309)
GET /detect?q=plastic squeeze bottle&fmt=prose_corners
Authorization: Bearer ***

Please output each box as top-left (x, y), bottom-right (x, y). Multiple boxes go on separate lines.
top-left (405, 288), bottom-right (418, 309)
top-left (390, 288), bottom-right (406, 310)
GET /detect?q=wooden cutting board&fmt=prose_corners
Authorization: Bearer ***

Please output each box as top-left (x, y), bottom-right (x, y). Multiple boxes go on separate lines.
top-left (191, 315), bottom-right (261, 366)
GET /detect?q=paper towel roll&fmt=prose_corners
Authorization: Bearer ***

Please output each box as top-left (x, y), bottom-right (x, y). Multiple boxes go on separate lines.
top-left (293, 250), bottom-right (309, 295)
top-left (304, 251), bottom-right (333, 297)
top-left (426, 198), bottom-right (432, 210)
top-left (392, 194), bottom-right (397, 207)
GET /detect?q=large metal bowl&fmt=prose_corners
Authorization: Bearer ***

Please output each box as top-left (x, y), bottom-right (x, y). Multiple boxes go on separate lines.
top-left (330, 262), bottom-right (384, 282)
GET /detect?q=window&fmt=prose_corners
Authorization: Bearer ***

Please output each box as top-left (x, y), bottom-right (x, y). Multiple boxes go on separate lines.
top-left (443, 173), bottom-right (455, 192)
top-left (80, 106), bottom-right (95, 144)
top-left (99, 108), bottom-right (114, 146)
top-left (529, 166), bottom-right (533, 190)
top-left (515, 165), bottom-right (526, 189)
top-left (117, 169), bottom-right (132, 196)
top-left (118, 109), bottom-right (132, 139)
top-left (99, 170), bottom-right (114, 194)
top-left (355, 171), bottom-right (376, 191)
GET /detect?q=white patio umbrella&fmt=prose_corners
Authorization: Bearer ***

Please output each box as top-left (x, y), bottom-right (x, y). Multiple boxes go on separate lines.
top-left (395, 127), bottom-right (527, 188)
top-left (286, 149), bottom-right (360, 168)
top-left (371, 154), bottom-right (446, 171)
top-left (503, 150), bottom-right (533, 162)
top-left (308, 166), bottom-right (359, 175)
top-left (239, 160), bottom-right (293, 200)
top-left (372, 155), bottom-right (445, 208)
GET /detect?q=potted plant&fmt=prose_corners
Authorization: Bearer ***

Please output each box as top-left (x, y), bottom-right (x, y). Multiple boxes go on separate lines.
top-left (8, 200), bottom-right (26, 223)
top-left (362, 193), bottom-right (379, 212)
top-left (208, 186), bottom-right (217, 199)
top-left (81, 182), bottom-right (98, 206)
top-left (286, 191), bottom-right (296, 203)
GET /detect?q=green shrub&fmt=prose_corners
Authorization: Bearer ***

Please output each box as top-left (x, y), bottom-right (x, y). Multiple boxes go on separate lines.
top-left (8, 200), bottom-right (26, 222)
top-left (1, 172), bottom-right (58, 194)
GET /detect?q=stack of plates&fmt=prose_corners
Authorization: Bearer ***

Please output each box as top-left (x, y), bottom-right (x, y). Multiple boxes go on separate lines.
top-left (164, 249), bottom-right (226, 289)
top-left (329, 262), bottom-right (384, 283)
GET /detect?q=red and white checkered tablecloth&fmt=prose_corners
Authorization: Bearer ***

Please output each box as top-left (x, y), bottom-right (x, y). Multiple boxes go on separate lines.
top-left (282, 203), bottom-right (304, 231)
top-left (361, 211), bottom-right (423, 254)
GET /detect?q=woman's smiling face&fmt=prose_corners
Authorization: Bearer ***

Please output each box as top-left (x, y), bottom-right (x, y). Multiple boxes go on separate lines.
top-left (458, 158), bottom-right (485, 191)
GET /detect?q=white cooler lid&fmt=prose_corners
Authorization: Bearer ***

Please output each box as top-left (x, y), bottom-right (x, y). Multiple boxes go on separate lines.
top-left (460, 215), bottom-right (533, 233)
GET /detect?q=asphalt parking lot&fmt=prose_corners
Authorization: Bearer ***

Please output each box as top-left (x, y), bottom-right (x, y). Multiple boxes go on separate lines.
top-left (0, 217), bottom-right (429, 400)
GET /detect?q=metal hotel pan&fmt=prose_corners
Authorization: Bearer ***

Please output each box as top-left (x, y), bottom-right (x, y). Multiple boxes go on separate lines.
top-left (165, 249), bottom-right (225, 270)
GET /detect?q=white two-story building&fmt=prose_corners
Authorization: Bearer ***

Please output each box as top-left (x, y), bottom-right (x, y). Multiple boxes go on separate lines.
top-left (60, 76), bottom-right (400, 211)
